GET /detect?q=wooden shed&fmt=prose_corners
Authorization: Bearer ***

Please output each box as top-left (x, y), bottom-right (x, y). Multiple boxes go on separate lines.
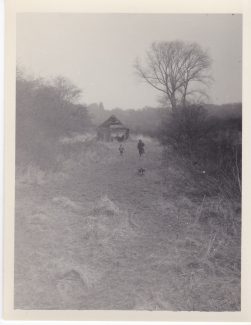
top-left (97, 115), bottom-right (129, 142)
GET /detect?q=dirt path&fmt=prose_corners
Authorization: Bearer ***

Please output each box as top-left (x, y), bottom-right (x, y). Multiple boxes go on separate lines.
top-left (14, 138), bottom-right (241, 311)
top-left (15, 139), bottom-right (176, 310)
top-left (68, 139), bottom-right (167, 232)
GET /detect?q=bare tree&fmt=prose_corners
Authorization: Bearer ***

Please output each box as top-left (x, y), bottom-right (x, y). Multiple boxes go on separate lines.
top-left (53, 76), bottom-right (82, 103)
top-left (135, 41), bottom-right (212, 110)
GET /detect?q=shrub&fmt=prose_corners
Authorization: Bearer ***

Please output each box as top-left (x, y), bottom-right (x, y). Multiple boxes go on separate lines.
top-left (159, 104), bottom-right (242, 198)
top-left (16, 69), bottom-right (92, 170)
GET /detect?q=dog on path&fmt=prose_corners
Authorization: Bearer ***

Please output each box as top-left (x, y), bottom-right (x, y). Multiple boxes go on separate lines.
top-left (138, 167), bottom-right (146, 176)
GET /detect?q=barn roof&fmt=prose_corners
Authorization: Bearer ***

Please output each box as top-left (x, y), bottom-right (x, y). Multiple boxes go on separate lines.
top-left (98, 115), bottom-right (128, 129)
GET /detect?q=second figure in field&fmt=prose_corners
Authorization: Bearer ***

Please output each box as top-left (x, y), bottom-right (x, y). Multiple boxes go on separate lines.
top-left (119, 144), bottom-right (125, 156)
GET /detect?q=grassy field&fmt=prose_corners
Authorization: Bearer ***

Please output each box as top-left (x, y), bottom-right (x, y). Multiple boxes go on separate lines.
top-left (15, 136), bottom-right (241, 310)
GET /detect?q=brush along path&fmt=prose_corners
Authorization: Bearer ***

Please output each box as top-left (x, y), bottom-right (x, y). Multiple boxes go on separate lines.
top-left (15, 138), bottom-right (241, 310)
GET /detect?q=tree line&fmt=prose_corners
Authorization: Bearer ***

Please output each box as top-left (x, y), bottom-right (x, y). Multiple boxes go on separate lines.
top-left (16, 68), bottom-right (92, 169)
top-left (134, 40), bottom-right (241, 196)
top-left (16, 39), bottom-right (241, 196)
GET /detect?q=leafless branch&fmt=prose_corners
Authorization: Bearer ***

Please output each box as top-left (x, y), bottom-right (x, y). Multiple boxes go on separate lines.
top-left (134, 41), bottom-right (212, 109)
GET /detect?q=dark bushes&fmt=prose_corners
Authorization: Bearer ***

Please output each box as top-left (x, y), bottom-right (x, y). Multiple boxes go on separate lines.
top-left (16, 70), bottom-right (92, 170)
top-left (159, 104), bottom-right (242, 197)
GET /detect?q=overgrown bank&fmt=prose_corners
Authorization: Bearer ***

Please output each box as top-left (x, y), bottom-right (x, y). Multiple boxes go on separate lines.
top-left (15, 70), bottom-right (241, 310)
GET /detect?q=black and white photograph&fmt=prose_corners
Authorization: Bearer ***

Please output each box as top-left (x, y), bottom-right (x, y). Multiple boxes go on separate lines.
top-left (5, 1), bottom-right (251, 320)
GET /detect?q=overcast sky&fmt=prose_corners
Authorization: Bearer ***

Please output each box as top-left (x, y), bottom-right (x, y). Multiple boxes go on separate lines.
top-left (17, 14), bottom-right (242, 109)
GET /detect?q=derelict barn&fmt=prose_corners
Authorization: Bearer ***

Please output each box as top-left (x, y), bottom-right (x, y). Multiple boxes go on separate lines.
top-left (97, 115), bottom-right (129, 142)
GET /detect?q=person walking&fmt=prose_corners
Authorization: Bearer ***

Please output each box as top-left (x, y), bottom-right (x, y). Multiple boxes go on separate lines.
top-left (137, 139), bottom-right (145, 158)
top-left (119, 144), bottom-right (125, 156)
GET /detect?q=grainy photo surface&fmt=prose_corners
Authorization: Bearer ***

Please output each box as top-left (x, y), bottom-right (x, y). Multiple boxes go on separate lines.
top-left (15, 13), bottom-right (242, 311)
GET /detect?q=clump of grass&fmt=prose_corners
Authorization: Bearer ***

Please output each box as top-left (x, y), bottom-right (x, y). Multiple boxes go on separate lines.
top-left (162, 191), bottom-right (240, 309)
top-left (16, 163), bottom-right (69, 186)
top-left (16, 164), bottom-right (47, 185)
top-left (81, 195), bottom-right (137, 261)
top-left (156, 149), bottom-right (241, 310)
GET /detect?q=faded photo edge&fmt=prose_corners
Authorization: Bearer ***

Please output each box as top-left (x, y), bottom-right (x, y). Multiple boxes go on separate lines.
top-left (3, 0), bottom-right (251, 321)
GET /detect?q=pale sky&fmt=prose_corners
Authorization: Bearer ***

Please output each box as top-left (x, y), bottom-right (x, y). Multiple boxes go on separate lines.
top-left (17, 14), bottom-right (242, 109)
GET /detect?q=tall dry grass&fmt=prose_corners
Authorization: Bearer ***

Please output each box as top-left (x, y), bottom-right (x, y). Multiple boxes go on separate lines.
top-left (158, 148), bottom-right (241, 310)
